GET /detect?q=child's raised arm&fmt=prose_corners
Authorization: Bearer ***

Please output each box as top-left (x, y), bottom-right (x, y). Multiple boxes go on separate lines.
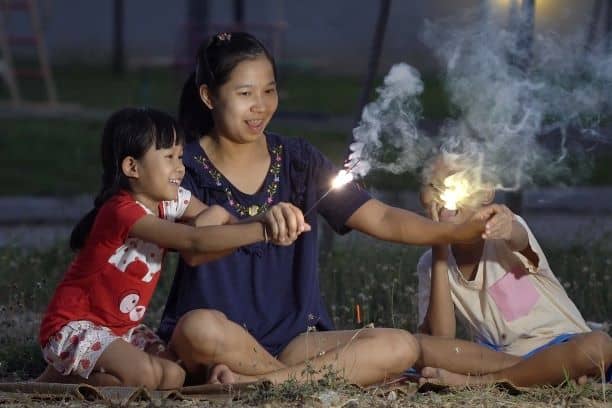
top-left (480, 204), bottom-right (539, 267)
top-left (420, 202), bottom-right (456, 337)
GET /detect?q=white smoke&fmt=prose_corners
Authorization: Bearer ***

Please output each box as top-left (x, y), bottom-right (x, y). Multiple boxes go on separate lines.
top-left (347, 6), bottom-right (612, 190)
top-left (347, 63), bottom-right (431, 177)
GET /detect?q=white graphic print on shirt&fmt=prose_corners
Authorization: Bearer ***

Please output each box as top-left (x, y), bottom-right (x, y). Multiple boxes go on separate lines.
top-left (108, 238), bottom-right (163, 283)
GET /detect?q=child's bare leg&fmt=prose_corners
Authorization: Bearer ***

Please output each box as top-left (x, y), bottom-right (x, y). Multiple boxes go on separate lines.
top-left (36, 339), bottom-right (184, 389)
top-left (36, 365), bottom-right (121, 386)
top-left (263, 328), bottom-right (419, 386)
top-left (93, 339), bottom-right (185, 389)
top-left (415, 334), bottom-right (521, 374)
top-left (170, 309), bottom-right (286, 380)
top-left (420, 331), bottom-right (612, 387)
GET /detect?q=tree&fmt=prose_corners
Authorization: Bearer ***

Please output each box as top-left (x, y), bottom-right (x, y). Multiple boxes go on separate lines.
top-left (112, 0), bottom-right (124, 75)
top-left (352, 0), bottom-right (392, 132)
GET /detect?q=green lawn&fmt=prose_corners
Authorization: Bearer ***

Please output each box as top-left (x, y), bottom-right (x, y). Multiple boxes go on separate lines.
top-left (0, 239), bottom-right (609, 392)
top-left (1, 65), bottom-right (611, 196)
top-left (2, 64), bottom-right (449, 118)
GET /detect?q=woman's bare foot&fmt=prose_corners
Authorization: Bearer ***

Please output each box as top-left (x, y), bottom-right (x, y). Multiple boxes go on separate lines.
top-left (207, 364), bottom-right (258, 384)
top-left (207, 364), bottom-right (236, 384)
top-left (419, 366), bottom-right (488, 387)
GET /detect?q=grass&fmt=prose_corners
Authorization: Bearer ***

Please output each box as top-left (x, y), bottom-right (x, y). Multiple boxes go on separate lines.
top-left (3, 116), bottom-right (612, 196)
top-left (0, 238), bottom-right (609, 406)
top-left (2, 63), bottom-right (448, 118)
top-left (2, 64), bottom-right (611, 195)
top-left (0, 119), bottom-right (102, 196)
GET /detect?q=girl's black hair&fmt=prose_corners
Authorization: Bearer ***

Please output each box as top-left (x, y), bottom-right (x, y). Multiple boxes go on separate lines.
top-left (178, 32), bottom-right (277, 142)
top-left (70, 107), bottom-right (184, 251)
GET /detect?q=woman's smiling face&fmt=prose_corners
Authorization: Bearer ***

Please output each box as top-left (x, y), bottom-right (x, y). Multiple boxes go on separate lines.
top-left (205, 55), bottom-right (278, 143)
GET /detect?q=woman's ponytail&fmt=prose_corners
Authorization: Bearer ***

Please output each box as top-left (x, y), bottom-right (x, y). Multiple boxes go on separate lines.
top-left (178, 72), bottom-right (213, 143)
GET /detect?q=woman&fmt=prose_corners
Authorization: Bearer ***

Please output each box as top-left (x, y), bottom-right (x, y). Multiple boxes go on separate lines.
top-left (158, 32), bottom-right (501, 386)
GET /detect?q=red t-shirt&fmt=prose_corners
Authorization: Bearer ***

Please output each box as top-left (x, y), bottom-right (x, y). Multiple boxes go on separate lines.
top-left (39, 188), bottom-right (191, 346)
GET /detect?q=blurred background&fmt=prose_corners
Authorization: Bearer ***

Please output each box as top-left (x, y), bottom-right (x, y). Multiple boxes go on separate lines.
top-left (0, 0), bottom-right (610, 381)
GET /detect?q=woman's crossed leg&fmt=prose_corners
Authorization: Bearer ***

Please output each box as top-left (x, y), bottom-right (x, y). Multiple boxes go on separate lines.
top-left (170, 309), bottom-right (419, 386)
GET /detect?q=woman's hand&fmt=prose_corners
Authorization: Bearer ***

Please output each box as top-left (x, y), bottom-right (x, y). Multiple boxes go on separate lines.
top-left (261, 202), bottom-right (311, 245)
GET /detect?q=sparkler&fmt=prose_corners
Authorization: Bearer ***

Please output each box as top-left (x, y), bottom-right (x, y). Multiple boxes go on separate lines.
top-left (438, 154), bottom-right (485, 211)
top-left (439, 173), bottom-right (470, 211)
top-left (303, 159), bottom-right (361, 218)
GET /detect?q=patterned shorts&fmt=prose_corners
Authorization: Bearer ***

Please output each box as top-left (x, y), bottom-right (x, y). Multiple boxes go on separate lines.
top-left (42, 320), bottom-right (165, 379)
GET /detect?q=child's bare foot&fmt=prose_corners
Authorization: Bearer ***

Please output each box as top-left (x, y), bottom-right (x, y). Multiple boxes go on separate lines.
top-left (419, 366), bottom-right (484, 386)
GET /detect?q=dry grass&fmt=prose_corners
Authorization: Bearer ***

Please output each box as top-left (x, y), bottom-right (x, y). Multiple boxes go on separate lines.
top-left (0, 239), bottom-right (609, 406)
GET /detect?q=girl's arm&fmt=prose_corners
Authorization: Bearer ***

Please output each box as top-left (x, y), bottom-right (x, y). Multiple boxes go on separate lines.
top-left (179, 195), bottom-right (209, 223)
top-left (180, 205), bottom-right (238, 266)
top-left (345, 199), bottom-right (489, 245)
top-left (130, 214), bottom-right (267, 253)
top-left (130, 202), bottom-right (310, 256)
top-left (420, 203), bottom-right (456, 337)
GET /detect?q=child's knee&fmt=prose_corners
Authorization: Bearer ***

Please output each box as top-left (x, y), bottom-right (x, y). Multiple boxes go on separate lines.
top-left (120, 356), bottom-right (162, 389)
top-left (585, 331), bottom-right (612, 360)
top-left (159, 360), bottom-right (186, 389)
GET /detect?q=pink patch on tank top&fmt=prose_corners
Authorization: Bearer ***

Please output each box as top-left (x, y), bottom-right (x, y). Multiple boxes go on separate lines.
top-left (487, 267), bottom-right (540, 322)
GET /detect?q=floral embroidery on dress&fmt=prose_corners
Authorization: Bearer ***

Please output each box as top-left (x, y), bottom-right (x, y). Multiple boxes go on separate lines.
top-left (195, 144), bottom-right (283, 217)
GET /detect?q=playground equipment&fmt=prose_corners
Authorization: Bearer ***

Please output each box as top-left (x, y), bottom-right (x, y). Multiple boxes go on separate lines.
top-left (0, 0), bottom-right (57, 107)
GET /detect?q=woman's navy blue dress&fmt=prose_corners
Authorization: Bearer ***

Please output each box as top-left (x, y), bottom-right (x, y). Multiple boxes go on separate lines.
top-left (158, 133), bottom-right (370, 356)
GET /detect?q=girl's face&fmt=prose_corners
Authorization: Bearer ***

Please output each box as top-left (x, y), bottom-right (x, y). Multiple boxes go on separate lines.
top-left (207, 56), bottom-right (278, 143)
top-left (131, 142), bottom-right (185, 205)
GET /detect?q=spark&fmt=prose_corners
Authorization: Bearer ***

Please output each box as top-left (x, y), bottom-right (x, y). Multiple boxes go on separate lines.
top-left (440, 173), bottom-right (470, 211)
top-left (304, 159), bottom-right (360, 217)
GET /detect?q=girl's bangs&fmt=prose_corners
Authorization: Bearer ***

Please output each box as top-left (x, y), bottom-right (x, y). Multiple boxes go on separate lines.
top-left (150, 111), bottom-right (184, 149)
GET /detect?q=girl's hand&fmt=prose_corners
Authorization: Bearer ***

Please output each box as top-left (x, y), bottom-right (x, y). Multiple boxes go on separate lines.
top-left (430, 201), bottom-right (440, 222)
top-left (431, 202), bottom-right (449, 257)
top-left (262, 202), bottom-right (311, 245)
top-left (480, 204), bottom-right (513, 240)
